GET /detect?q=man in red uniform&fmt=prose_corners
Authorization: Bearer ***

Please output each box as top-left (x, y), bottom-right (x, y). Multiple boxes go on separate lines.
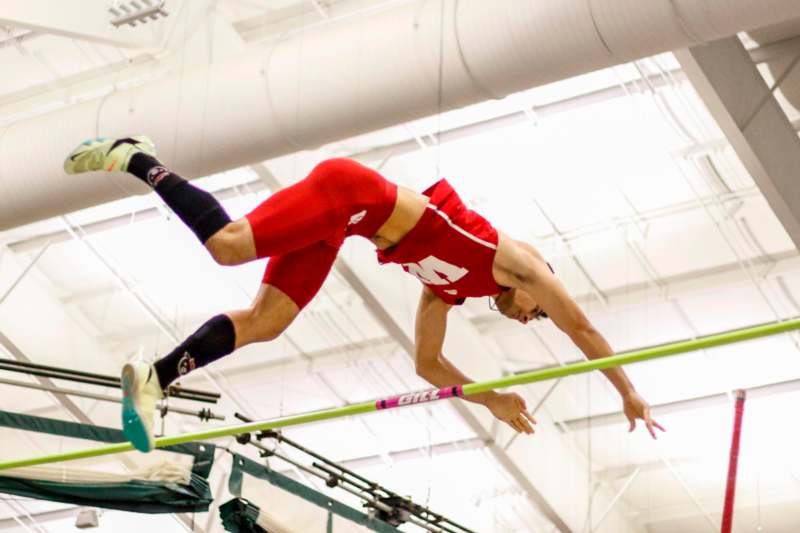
top-left (65, 136), bottom-right (664, 452)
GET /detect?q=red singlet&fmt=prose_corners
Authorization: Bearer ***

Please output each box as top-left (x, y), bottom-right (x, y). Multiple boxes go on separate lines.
top-left (377, 179), bottom-right (503, 305)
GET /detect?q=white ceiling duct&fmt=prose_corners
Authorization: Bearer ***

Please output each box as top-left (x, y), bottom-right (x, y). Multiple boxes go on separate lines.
top-left (1, 0), bottom-right (800, 230)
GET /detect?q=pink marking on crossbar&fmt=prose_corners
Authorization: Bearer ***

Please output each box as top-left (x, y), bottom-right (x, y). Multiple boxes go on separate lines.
top-left (375, 385), bottom-right (463, 410)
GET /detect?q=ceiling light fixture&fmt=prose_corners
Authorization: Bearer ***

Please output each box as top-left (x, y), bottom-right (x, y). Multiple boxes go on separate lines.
top-left (109, 0), bottom-right (168, 28)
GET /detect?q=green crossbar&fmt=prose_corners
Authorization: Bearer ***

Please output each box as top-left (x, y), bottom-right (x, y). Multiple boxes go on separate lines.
top-left (1, 317), bottom-right (798, 471)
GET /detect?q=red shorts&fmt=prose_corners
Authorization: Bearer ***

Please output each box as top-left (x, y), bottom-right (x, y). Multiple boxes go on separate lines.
top-left (244, 158), bottom-right (397, 309)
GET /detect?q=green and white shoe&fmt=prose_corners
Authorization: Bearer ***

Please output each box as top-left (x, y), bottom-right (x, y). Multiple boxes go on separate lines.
top-left (121, 361), bottom-right (164, 453)
top-left (64, 135), bottom-right (156, 175)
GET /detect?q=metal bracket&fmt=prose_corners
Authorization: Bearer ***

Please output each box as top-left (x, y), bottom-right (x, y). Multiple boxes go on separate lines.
top-left (109, 0), bottom-right (168, 28)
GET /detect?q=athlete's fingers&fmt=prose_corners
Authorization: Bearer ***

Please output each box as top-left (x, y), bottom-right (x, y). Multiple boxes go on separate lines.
top-left (522, 410), bottom-right (537, 425)
top-left (522, 417), bottom-right (536, 435)
top-left (628, 418), bottom-right (636, 433)
top-left (517, 415), bottom-right (534, 434)
top-left (516, 417), bottom-right (530, 434)
top-left (643, 408), bottom-right (658, 439)
top-left (508, 419), bottom-right (523, 434)
top-left (653, 420), bottom-right (667, 433)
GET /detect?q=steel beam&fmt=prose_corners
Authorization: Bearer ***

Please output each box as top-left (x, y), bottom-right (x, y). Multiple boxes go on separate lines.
top-left (676, 37), bottom-right (800, 250)
top-left (0, 376), bottom-right (223, 420)
top-left (592, 468), bottom-right (641, 531)
top-left (0, 0), bottom-right (154, 48)
top-left (641, 488), bottom-right (800, 528)
top-left (347, 70), bottom-right (682, 165)
top-left (337, 436), bottom-right (487, 471)
top-left (661, 456), bottom-right (719, 532)
top-left (471, 249), bottom-right (800, 333)
top-left (0, 506), bottom-right (78, 530)
top-left (749, 35), bottom-right (800, 65)
top-left (561, 376), bottom-right (800, 432)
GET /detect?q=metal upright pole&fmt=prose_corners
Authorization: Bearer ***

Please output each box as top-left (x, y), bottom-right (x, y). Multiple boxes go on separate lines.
top-left (721, 390), bottom-right (747, 533)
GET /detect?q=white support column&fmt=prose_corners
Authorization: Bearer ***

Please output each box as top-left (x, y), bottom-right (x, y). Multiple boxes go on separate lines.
top-left (675, 37), bottom-right (800, 250)
top-left (0, 0), bottom-right (157, 48)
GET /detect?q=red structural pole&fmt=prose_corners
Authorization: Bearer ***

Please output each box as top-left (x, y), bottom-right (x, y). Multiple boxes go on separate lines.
top-left (721, 389), bottom-right (747, 533)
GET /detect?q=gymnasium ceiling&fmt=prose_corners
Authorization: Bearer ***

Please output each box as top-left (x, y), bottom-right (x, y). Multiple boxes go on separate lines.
top-left (2, 1), bottom-right (800, 532)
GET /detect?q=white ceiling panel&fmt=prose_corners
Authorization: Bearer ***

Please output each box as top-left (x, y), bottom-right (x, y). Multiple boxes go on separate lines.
top-left (2, 7), bottom-right (800, 531)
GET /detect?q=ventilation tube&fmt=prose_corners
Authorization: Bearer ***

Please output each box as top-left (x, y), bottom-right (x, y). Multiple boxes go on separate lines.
top-left (1, 0), bottom-right (799, 229)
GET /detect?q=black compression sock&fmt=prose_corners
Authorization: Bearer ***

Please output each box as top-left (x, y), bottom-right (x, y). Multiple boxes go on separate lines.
top-left (129, 153), bottom-right (231, 243)
top-left (154, 314), bottom-right (236, 388)
top-left (127, 150), bottom-right (166, 185)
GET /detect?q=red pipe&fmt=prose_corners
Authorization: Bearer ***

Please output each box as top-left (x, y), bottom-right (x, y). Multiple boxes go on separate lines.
top-left (721, 389), bottom-right (747, 533)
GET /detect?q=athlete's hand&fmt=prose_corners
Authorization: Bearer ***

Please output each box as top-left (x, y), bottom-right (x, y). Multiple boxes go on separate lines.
top-left (623, 391), bottom-right (665, 439)
top-left (486, 392), bottom-right (537, 435)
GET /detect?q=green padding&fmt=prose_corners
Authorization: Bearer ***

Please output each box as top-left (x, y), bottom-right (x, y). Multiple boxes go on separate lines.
top-left (0, 409), bottom-right (215, 513)
top-left (230, 454), bottom-right (402, 533)
top-left (0, 409), bottom-right (124, 442)
top-left (0, 474), bottom-right (212, 514)
top-left (0, 409), bottom-right (216, 477)
top-left (220, 498), bottom-right (268, 533)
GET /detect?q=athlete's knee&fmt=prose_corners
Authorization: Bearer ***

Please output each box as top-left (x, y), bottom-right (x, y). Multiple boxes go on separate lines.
top-left (205, 219), bottom-right (255, 266)
top-left (250, 320), bottom-right (287, 343)
top-left (233, 291), bottom-right (298, 346)
top-left (238, 306), bottom-right (293, 344)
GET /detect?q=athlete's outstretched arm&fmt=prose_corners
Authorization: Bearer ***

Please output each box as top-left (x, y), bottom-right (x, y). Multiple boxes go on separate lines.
top-left (493, 233), bottom-right (665, 439)
top-left (414, 286), bottom-right (536, 434)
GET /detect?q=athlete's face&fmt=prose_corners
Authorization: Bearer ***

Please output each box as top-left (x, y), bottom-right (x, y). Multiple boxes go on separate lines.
top-left (493, 288), bottom-right (546, 324)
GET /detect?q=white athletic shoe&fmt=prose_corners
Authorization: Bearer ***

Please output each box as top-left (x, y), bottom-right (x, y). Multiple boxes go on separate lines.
top-left (63, 135), bottom-right (156, 175)
top-left (121, 362), bottom-right (163, 453)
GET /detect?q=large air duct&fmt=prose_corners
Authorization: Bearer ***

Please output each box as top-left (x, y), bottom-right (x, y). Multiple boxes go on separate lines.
top-left (2, 0), bottom-right (800, 230)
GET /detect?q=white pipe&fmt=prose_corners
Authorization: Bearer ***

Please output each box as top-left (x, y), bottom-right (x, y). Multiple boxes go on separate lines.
top-left (2, 0), bottom-right (800, 230)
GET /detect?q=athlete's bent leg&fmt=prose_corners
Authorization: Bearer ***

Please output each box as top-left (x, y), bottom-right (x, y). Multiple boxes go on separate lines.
top-left (121, 242), bottom-right (337, 452)
top-left (155, 240), bottom-right (341, 388)
top-left (144, 284), bottom-right (299, 393)
top-left (228, 241), bottom-right (341, 348)
top-left (126, 152), bottom-right (242, 253)
top-left (121, 287), bottom-right (297, 453)
top-left (154, 238), bottom-right (341, 388)
top-left (123, 313), bottom-right (239, 453)
top-left (204, 218), bottom-right (257, 266)
top-left (228, 284), bottom-right (300, 348)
